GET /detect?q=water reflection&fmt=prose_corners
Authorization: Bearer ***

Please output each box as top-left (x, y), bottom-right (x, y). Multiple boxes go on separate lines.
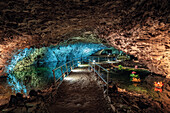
top-left (101, 68), bottom-right (152, 94)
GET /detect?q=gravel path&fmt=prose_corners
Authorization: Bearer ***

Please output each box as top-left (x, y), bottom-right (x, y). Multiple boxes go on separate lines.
top-left (47, 68), bottom-right (112, 113)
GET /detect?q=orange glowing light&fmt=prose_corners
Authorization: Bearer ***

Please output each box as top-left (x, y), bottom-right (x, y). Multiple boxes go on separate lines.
top-left (132, 77), bottom-right (141, 82)
top-left (109, 85), bottom-right (113, 88)
top-left (133, 83), bottom-right (138, 87)
top-left (154, 82), bottom-right (163, 88)
top-left (154, 87), bottom-right (162, 92)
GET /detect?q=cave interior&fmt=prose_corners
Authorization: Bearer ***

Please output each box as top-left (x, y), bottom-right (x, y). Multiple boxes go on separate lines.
top-left (0, 0), bottom-right (169, 112)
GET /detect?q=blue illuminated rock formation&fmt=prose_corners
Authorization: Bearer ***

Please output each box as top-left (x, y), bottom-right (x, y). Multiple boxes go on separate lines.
top-left (6, 43), bottom-right (106, 94)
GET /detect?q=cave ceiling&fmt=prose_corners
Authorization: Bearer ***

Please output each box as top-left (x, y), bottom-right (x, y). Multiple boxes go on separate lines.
top-left (0, 0), bottom-right (169, 78)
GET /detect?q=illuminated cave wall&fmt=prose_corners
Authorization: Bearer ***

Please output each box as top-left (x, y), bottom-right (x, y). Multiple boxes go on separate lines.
top-left (0, 0), bottom-right (169, 78)
top-left (8, 43), bottom-right (106, 72)
top-left (6, 43), bottom-right (106, 94)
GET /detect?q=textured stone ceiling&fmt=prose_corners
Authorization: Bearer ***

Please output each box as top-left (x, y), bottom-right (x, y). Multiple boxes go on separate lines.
top-left (0, 0), bottom-right (169, 78)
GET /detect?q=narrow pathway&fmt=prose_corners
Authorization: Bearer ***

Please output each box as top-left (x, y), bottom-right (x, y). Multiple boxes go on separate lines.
top-left (47, 68), bottom-right (111, 113)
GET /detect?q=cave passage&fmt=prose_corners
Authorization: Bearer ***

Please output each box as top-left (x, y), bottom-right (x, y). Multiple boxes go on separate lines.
top-left (0, 0), bottom-right (169, 112)
top-left (47, 67), bottom-right (111, 113)
top-left (2, 43), bottom-right (106, 95)
top-left (0, 44), bottom-right (169, 113)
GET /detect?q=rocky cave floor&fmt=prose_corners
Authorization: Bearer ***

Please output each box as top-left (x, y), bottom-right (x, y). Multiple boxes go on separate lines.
top-left (1, 87), bottom-right (170, 113)
top-left (1, 68), bottom-right (112, 113)
top-left (0, 65), bottom-right (170, 113)
top-left (0, 0), bottom-right (169, 112)
top-left (108, 88), bottom-right (169, 113)
top-left (102, 60), bottom-right (170, 113)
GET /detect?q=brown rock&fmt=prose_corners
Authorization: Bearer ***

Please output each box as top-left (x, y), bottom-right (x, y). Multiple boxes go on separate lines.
top-left (0, 0), bottom-right (169, 78)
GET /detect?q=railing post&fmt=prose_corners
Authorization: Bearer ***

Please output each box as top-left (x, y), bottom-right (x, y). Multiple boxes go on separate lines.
top-left (99, 66), bottom-right (100, 75)
top-left (81, 57), bottom-right (83, 64)
top-left (88, 60), bottom-right (90, 71)
top-left (98, 57), bottom-right (100, 62)
top-left (107, 71), bottom-right (109, 96)
top-left (66, 63), bottom-right (68, 75)
top-left (72, 60), bottom-right (74, 69)
top-left (53, 70), bottom-right (55, 85)
top-left (62, 73), bottom-right (65, 80)
top-left (70, 62), bottom-right (72, 70)
top-left (61, 66), bottom-right (63, 79)
top-left (74, 59), bottom-right (77, 67)
top-left (76, 59), bottom-right (78, 67)
top-left (97, 65), bottom-right (99, 80)
top-left (94, 63), bottom-right (95, 75)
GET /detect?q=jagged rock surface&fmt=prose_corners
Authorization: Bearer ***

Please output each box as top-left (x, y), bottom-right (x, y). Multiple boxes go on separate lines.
top-left (0, 0), bottom-right (169, 77)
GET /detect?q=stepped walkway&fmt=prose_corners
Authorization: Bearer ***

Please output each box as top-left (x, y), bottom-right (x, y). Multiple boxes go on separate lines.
top-left (47, 67), bottom-right (111, 113)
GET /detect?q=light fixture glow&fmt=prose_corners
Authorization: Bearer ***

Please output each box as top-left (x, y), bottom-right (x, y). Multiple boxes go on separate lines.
top-left (64, 77), bottom-right (73, 81)
top-left (78, 61), bottom-right (81, 66)
top-left (71, 69), bottom-right (87, 72)
top-left (64, 76), bottom-right (80, 81)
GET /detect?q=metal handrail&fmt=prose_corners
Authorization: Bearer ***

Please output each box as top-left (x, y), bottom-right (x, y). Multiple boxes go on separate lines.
top-left (52, 61), bottom-right (71, 71)
top-left (52, 56), bottom-right (86, 71)
top-left (52, 55), bottom-right (116, 94)
top-left (93, 62), bottom-right (109, 72)
top-left (52, 56), bottom-right (87, 87)
top-left (88, 59), bottom-right (109, 95)
top-left (88, 56), bottom-right (117, 63)
top-left (89, 65), bottom-right (107, 84)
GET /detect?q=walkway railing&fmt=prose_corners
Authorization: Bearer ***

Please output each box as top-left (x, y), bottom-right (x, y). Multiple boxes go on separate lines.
top-left (88, 59), bottom-right (109, 95)
top-left (52, 57), bottom-right (88, 89)
top-left (89, 56), bottom-right (117, 63)
top-left (52, 55), bottom-right (117, 94)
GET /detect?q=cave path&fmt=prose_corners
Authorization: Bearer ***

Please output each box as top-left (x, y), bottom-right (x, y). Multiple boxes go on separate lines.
top-left (47, 67), bottom-right (111, 113)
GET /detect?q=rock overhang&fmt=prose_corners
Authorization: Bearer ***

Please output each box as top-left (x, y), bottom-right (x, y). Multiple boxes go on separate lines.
top-left (0, 0), bottom-right (169, 78)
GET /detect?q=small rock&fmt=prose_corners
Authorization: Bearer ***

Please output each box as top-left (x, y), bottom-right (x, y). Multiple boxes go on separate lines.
top-left (2, 107), bottom-right (15, 112)
top-left (110, 104), bottom-right (116, 112)
top-left (107, 96), bottom-right (111, 103)
top-left (16, 93), bottom-right (23, 101)
top-left (119, 104), bottom-right (123, 108)
top-left (28, 106), bottom-right (36, 113)
top-left (29, 89), bottom-right (38, 97)
top-left (9, 95), bottom-right (18, 107)
top-left (26, 101), bottom-right (41, 107)
top-left (76, 104), bottom-right (81, 107)
top-left (131, 104), bottom-right (140, 111)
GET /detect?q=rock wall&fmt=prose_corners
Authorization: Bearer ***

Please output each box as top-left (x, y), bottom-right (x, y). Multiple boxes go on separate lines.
top-left (5, 43), bottom-right (106, 94)
top-left (0, 0), bottom-right (169, 77)
top-left (97, 0), bottom-right (170, 78)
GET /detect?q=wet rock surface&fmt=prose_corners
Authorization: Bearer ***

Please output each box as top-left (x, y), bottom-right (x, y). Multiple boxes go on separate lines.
top-left (0, 0), bottom-right (169, 78)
